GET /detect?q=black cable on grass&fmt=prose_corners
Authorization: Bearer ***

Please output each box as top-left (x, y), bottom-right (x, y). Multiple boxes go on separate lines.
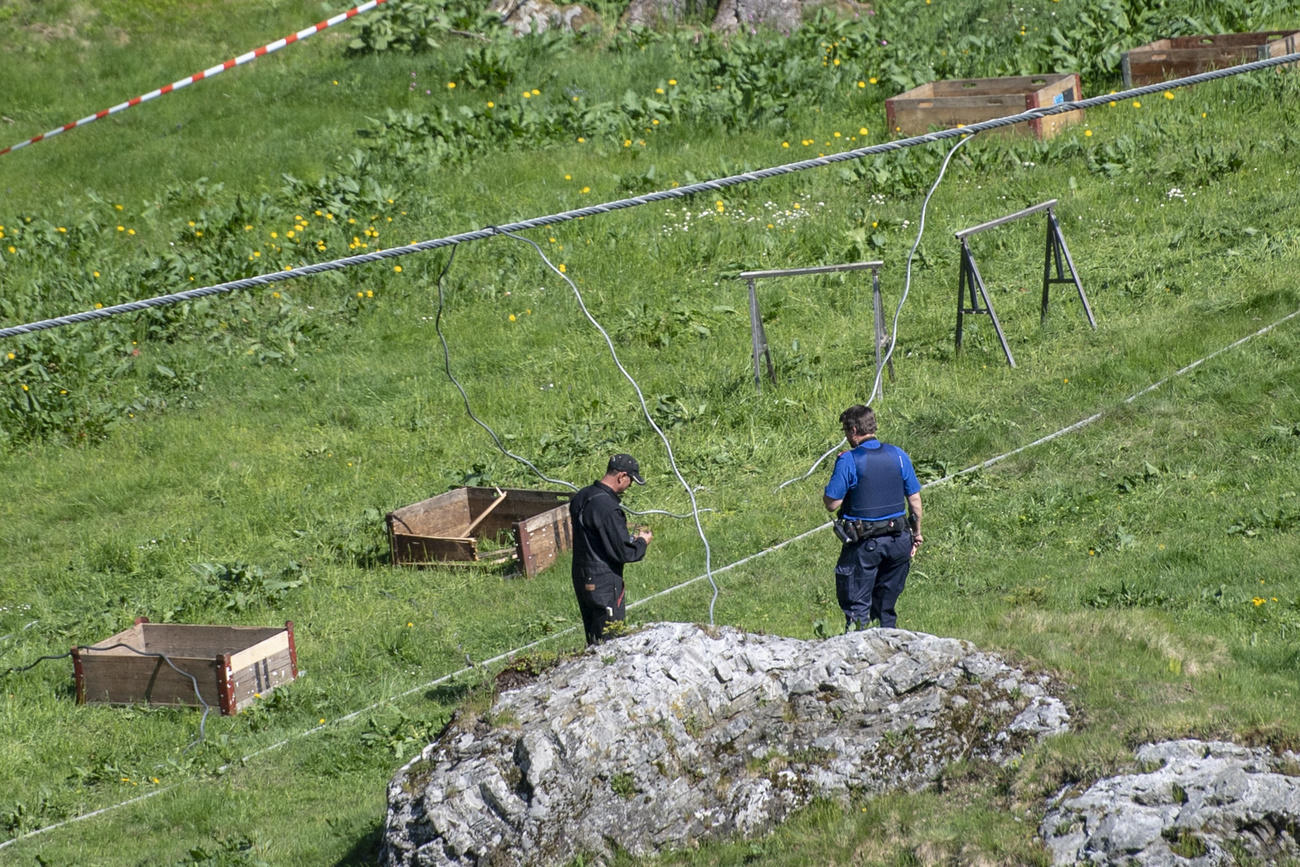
top-left (432, 242), bottom-right (580, 493)
top-left (2, 642), bottom-right (211, 750)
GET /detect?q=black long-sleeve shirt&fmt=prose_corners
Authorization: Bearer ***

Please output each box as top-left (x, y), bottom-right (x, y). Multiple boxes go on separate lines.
top-left (569, 481), bottom-right (647, 580)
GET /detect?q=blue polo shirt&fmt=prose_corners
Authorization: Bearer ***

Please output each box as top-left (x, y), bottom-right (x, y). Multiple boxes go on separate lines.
top-left (824, 439), bottom-right (921, 521)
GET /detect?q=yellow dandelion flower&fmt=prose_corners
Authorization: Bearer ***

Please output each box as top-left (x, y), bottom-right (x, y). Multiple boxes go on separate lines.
top-left (869, 77), bottom-right (878, 84)
top-left (668, 79), bottom-right (677, 85)
top-left (558, 264), bottom-right (567, 273)
top-left (656, 87), bottom-right (665, 95)
top-left (581, 186), bottom-right (590, 194)
top-left (21, 384), bottom-right (28, 391)
top-left (857, 81), bottom-right (866, 88)
top-left (1164, 91), bottom-right (1174, 100)
top-left (447, 81), bottom-right (456, 89)
top-left (531, 88), bottom-right (540, 95)
top-left (1132, 100), bottom-right (1141, 108)
top-left (1085, 129), bottom-right (1093, 137)
top-left (394, 265), bottom-right (402, 273)
top-left (859, 127), bottom-right (868, 135)
top-left (782, 141), bottom-right (790, 147)
top-left (509, 314), bottom-right (517, 321)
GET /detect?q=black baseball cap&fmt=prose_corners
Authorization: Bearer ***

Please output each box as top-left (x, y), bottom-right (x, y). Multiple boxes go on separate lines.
top-left (607, 453), bottom-right (645, 485)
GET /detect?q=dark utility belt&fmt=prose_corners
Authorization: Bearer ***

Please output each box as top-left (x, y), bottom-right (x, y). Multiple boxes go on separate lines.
top-left (833, 517), bottom-right (903, 544)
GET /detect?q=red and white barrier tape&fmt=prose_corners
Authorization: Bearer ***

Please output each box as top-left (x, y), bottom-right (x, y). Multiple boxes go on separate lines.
top-left (0, 0), bottom-right (388, 158)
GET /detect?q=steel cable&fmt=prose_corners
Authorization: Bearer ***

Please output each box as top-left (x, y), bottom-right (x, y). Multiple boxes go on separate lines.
top-left (3, 51), bottom-right (1296, 342)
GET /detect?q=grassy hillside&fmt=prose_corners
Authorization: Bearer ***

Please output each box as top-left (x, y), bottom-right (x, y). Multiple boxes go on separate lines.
top-left (1, 0), bottom-right (1299, 863)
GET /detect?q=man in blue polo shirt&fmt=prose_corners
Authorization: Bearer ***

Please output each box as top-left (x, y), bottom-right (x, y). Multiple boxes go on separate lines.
top-left (823, 404), bottom-right (923, 631)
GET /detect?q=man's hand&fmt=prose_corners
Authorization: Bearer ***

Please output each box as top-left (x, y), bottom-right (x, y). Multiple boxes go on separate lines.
top-left (910, 534), bottom-right (923, 558)
top-left (636, 528), bottom-right (653, 545)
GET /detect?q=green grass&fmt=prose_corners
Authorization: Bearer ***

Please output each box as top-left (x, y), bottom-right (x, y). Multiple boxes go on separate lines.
top-left (2, 0), bottom-right (1300, 862)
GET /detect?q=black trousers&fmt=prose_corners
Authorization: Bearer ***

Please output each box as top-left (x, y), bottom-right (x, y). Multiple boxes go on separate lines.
top-left (573, 572), bottom-right (625, 645)
top-left (834, 530), bottom-right (913, 629)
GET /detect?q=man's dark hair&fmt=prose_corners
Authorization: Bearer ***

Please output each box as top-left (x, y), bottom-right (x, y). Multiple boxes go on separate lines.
top-left (840, 404), bottom-right (877, 437)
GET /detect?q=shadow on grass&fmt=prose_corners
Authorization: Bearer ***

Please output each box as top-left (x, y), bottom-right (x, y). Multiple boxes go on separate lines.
top-left (334, 820), bottom-right (384, 866)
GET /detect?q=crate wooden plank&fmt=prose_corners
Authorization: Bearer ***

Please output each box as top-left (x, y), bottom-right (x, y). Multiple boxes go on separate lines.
top-left (885, 73), bottom-right (1083, 139)
top-left (1122, 31), bottom-right (1300, 86)
top-left (139, 623), bottom-right (284, 658)
top-left (391, 533), bottom-right (479, 565)
top-left (388, 487), bottom-right (473, 538)
top-left (77, 653), bottom-right (222, 708)
top-left (515, 503), bottom-right (574, 579)
top-left (229, 646), bottom-right (297, 712)
top-left (226, 629), bottom-right (290, 674)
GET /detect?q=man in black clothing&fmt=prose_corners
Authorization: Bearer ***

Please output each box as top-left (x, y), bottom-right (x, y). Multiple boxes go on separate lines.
top-left (569, 453), bottom-right (653, 645)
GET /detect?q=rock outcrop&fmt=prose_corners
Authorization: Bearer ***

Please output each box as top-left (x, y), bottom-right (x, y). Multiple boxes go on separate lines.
top-left (488, 0), bottom-right (600, 36)
top-left (711, 0), bottom-right (874, 35)
top-left (1041, 739), bottom-right (1300, 865)
top-left (382, 622), bottom-right (1068, 866)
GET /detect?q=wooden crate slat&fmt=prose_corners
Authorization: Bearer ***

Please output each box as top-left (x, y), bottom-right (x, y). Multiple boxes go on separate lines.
top-left (226, 629), bottom-right (290, 674)
top-left (389, 487), bottom-right (573, 575)
top-left (515, 503), bottom-right (574, 578)
top-left (885, 73), bottom-right (1082, 140)
top-left (78, 653), bottom-right (222, 708)
top-left (230, 647), bottom-right (297, 712)
top-left (1122, 31), bottom-right (1300, 85)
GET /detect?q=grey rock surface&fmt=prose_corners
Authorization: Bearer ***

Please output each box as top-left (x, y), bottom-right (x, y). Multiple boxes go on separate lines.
top-left (382, 622), bottom-right (1068, 866)
top-left (712, 0), bottom-right (873, 34)
top-left (1041, 739), bottom-right (1300, 865)
top-left (488, 0), bottom-right (600, 36)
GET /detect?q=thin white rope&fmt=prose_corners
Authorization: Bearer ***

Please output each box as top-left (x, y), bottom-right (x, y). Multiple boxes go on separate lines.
top-left (775, 132), bottom-right (977, 491)
top-left (495, 228), bottom-right (720, 626)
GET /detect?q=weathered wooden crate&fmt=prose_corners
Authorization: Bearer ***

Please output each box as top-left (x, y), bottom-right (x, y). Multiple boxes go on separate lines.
top-left (73, 618), bottom-right (298, 715)
top-left (885, 73), bottom-right (1083, 139)
top-left (387, 486), bottom-right (572, 578)
top-left (1122, 31), bottom-right (1300, 86)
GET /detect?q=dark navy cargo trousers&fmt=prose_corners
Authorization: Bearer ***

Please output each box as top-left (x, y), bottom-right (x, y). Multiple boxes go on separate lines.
top-left (834, 531), bottom-right (913, 629)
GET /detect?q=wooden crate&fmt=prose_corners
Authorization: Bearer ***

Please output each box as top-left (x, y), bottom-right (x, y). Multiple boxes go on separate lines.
top-left (73, 619), bottom-right (298, 715)
top-left (387, 486), bottom-right (573, 578)
top-left (885, 73), bottom-right (1083, 139)
top-left (1122, 31), bottom-right (1300, 86)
